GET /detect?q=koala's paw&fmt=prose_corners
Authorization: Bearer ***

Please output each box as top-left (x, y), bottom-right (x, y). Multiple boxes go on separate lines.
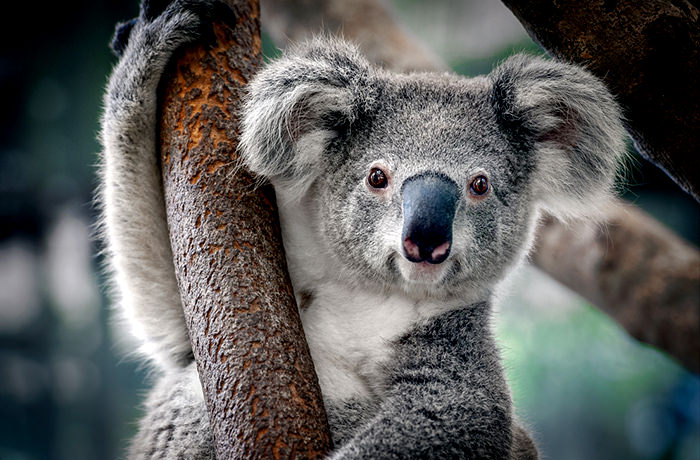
top-left (111, 0), bottom-right (237, 57)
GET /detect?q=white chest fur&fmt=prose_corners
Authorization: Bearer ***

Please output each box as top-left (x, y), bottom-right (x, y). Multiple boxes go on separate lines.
top-left (299, 282), bottom-right (443, 404)
top-left (275, 190), bottom-right (456, 404)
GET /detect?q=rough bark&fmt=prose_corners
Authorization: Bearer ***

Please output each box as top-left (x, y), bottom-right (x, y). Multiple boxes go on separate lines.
top-left (261, 0), bottom-right (700, 373)
top-left (158, 1), bottom-right (331, 458)
top-left (501, 0), bottom-right (700, 202)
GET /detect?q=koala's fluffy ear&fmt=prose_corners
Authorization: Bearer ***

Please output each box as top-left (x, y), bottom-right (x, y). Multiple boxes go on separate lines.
top-left (239, 38), bottom-right (375, 195)
top-left (490, 55), bottom-right (627, 218)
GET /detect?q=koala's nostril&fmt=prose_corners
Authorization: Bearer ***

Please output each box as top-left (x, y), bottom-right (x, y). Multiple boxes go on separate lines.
top-left (403, 237), bottom-right (422, 262)
top-left (430, 241), bottom-right (451, 264)
top-left (402, 236), bottom-right (451, 264)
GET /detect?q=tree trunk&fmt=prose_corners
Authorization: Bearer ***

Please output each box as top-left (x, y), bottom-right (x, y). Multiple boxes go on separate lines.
top-left (501, 0), bottom-right (700, 202)
top-left (262, 0), bottom-right (700, 373)
top-left (158, 1), bottom-right (331, 458)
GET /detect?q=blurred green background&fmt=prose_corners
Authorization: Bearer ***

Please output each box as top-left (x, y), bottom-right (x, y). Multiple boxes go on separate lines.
top-left (0, 1), bottom-right (697, 459)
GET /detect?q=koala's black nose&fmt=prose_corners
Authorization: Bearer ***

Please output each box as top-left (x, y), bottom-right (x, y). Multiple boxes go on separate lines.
top-left (401, 173), bottom-right (459, 264)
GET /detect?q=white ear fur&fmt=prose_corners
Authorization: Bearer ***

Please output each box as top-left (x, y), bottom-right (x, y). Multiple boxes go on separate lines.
top-left (491, 55), bottom-right (627, 220)
top-left (238, 37), bottom-right (375, 201)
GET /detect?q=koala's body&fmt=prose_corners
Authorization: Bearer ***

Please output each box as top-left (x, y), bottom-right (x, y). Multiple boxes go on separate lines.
top-left (100, 1), bottom-right (626, 459)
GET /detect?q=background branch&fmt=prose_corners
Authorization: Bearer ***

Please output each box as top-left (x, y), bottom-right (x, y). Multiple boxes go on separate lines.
top-left (263, 0), bottom-right (446, 72)
top-left (533, 204), bottom-right (699, 372)
top-left (159, 1), bottom-right (331, 458)
top-left (501, 0), bottom-right (700, 202)
top-left (262, 0), bottom-right (700, 373)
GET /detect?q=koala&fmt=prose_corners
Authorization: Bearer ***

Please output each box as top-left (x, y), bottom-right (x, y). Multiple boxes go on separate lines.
top-left (100, 1), bottom-right (626, 459)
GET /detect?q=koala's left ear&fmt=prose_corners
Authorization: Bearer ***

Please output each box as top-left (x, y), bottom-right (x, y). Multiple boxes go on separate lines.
top-left (490, 55), bottom-right (627, 218)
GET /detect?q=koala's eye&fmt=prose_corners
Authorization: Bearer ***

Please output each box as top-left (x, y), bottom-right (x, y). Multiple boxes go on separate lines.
top-left (470, 175), bottom-right (489, 196)
top-left (368, 168), bottom-right (388, 189)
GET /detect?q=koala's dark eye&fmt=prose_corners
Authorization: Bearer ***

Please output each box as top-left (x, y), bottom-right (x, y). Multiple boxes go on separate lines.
top-left (368, 168), bottom-right (388, 189)
top-left (470, 175), bottom-right (489, 196)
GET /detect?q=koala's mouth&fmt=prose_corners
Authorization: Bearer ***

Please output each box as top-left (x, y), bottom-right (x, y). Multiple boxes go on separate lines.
top-left (396, 255), bottom-right (451, 285)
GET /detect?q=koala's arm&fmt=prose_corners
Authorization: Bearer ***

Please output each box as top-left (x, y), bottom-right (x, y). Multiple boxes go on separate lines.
top-left (331, 305), bottom-right (536, 460)
top-left (125, 309), bottom-right (533, 460)
top-left (99, 0), bottom-right (234, 369)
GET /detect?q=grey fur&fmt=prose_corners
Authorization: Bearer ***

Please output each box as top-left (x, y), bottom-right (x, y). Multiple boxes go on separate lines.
top-left (128, 363), bottom-right (214, 460)
top-left (99, 1), bottom-right (626, 458)
top-left (99, 2), bottom-right (220, 371)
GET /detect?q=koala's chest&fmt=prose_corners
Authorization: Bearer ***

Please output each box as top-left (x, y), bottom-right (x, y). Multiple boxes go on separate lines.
top-left (296, 283), bottom-right (440, 405)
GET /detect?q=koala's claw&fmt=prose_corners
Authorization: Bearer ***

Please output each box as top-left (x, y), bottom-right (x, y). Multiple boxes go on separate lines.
top-left (110, 18), bottom-right (137, 57)
top-left (110, 0), bottom-right (237, 57)
top-left (144, 0), bottom-right (237, 26)
top-left (141, 0), bottom-right (173, 21)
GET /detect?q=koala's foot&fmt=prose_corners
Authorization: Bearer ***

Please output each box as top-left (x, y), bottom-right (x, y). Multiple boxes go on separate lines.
top-left (111, 0), bottom-right (237, 57)
top-left (103, 1), bottom-right (241, 373)
top-left (128, 363), bottom-right (215, 459)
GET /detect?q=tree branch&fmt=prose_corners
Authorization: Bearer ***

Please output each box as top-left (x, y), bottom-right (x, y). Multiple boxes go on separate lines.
top-left (533, 204), bottom-right (700, 372)
top-left (158, 1), bottom-right (331, 458)
top-left (262, 0), bottom-right (446, 72)
top-left (262, 0), bottom-right (700, 373)
top-left (500, 0), bottom-right (700, 202)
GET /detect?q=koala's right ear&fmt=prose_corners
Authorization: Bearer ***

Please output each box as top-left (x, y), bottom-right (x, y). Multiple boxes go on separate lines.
top-left (239, 38), bottom-right (375, 193)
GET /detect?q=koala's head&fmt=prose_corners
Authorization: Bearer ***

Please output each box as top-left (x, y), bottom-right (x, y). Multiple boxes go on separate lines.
top-left (239, 39), bottom-right (626, 300)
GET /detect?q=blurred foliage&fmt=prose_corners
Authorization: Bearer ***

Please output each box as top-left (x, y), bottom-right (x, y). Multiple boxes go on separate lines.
top-left (0, 1), bottom-right (697, 460)
top-left (450, 38), bottom-right (545, 77)
top-left (498, 268), bottom-right (699, 460)
top-left (0, 3), bottom-right (148, 459)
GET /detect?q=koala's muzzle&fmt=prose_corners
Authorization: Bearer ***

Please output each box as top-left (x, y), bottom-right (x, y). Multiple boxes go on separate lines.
top-left (401, 173), bottom-right (459, 264)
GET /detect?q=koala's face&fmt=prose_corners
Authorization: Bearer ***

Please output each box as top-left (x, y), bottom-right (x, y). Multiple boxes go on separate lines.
top-left (313, 75), bottom-right (536, 298)
top-left (240, 40), bottom-right (625, 301)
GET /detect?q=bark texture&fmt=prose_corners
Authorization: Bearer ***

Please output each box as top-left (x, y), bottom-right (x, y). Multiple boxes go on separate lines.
top-left (158, 1), bottom-right (331, 458)
top-left (501, 0), bottom-right (700, 202)
top-left (261, 0), bottom-right (700, 373)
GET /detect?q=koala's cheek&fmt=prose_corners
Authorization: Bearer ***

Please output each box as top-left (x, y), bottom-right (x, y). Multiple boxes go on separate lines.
top-left (329, 195), bottom-right (397, 281)
top-left (451, 219), bottom-right (476, 254)
top-left (369, 214), bottom-right (402, 271)
top-left (449, 212), bottom-right (511, 286)
top-left (447, 216), bottom-right (474, 254)
top-left (455, 208), bottom-right (533, 287)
